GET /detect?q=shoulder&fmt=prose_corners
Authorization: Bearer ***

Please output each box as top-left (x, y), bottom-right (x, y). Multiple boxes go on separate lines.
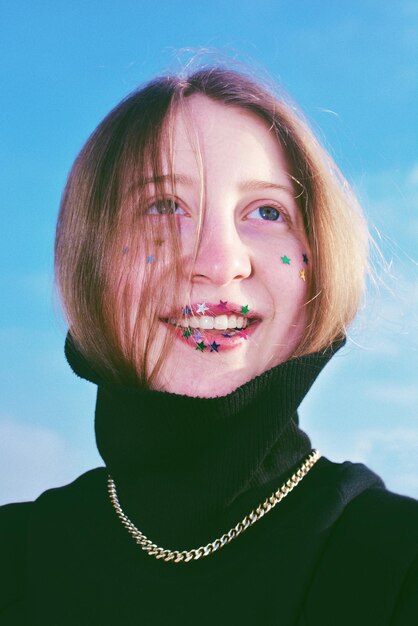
top-left (0, 498), bottom-right (33, 533)
top-left (33, 466), bottom-right (108, 511)
top-left (0, 501), bottom-right (33, 614)
top-left (0, 468), bottom-right (107, 615)
top-left (313, 456), bottom-right (418, 529)
top-left (320, 459), bottom-right (418, 580)
top-left (0, 467), bottom-right (107, 523)
top-left (340, 481), bottom-right (418, 536)
top-left (302, 461), bottom-right (418, 625)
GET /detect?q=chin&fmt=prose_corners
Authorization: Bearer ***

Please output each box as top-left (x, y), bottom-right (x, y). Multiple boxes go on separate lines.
top-left (156, 361), bottom-right (269, 398)
top-left (148, 332), bottom-right (300, 397)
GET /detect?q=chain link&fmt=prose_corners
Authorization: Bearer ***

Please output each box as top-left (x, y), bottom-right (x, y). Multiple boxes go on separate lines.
top-left (108, 449), bottom-right (320, 563)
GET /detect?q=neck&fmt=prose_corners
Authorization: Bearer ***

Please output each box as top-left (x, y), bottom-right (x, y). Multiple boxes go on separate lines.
top-left (86, 343), bottom-right (344, 548)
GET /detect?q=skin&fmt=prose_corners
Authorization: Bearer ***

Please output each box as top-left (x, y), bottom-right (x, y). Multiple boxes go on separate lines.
top-left (142, 95), bottom-right (310, 397)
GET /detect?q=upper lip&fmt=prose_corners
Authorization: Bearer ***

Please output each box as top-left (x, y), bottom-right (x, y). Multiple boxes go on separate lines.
top-left (160, 301), bottom-right (261, 320)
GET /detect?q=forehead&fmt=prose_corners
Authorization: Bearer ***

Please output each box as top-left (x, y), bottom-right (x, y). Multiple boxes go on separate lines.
top-left (164, 94), bottom-right (293, 188)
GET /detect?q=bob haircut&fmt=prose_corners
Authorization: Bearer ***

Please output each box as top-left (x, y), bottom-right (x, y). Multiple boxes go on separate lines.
top-left (55, 66), bottom-right (368, 387)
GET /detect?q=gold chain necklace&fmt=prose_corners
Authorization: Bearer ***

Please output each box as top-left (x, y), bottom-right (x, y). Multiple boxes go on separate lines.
top-left (108, 449), bottom-right (320, 563)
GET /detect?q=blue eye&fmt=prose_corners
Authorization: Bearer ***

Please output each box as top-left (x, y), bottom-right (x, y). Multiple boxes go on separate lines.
top-left (248, 205), bottom-right (284, 221)
top-left (146, 199), bottom-right (186, 215)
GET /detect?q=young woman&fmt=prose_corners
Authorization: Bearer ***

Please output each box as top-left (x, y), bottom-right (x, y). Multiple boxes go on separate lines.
top-left (1, 67), bottom-right (417, 625)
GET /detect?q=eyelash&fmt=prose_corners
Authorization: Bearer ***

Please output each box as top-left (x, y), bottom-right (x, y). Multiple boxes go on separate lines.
top-left (145, 198), bottom-right (289, 225)
top-left (246, 204), bottom-right (286, 223)
top-left (145, 199), bottom-right (186, 216)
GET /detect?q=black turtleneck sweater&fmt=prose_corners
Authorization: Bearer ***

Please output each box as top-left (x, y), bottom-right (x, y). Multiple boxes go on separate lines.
top-left (1, 338), bottom-right (417, 625)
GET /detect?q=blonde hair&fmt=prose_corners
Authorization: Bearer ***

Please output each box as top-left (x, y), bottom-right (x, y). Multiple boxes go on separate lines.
top-left (55, 67), bottom-right (368, 386)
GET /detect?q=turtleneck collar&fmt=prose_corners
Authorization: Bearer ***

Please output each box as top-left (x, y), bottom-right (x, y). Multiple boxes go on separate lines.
top-left (65, 334), bottom-right (345, 548)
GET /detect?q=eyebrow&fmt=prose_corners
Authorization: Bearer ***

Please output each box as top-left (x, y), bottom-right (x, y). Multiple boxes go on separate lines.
top-left (141, 174), bottom-right (195, 186)
top-left (141, 175), bottom-right (295, 196)
top-left (237, 179), bottom-right (295, 196)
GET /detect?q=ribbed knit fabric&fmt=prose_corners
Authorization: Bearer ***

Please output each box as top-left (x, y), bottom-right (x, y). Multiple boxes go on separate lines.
top-left (65, 334), bottom-right (345, 549)
top-left (3, 334), bottom-right (418, 626)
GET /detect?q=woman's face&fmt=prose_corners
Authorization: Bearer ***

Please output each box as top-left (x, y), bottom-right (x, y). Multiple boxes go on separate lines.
top-left (142, 95), bottom-right (310, 397)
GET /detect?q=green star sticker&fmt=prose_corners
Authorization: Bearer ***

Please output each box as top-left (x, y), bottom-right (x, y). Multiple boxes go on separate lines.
top-left (183, 328), bottom-right (192, 338)
top-left (281, 255), bottom-right (291, 265)
top-left (195, 341), bottom-right (206, 352)
top-left (240, 304), bottom-right (250, 315)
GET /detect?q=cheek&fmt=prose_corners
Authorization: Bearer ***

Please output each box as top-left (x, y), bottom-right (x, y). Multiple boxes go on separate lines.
top-left (274, 269), bottom-right (309, 317)
top-left (261, 239), bottom-right (310, 299)
top-left (176, 218), bottom-right (197, 258)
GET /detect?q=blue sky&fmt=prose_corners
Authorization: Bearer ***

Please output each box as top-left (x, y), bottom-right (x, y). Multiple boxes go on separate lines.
top-left (1, 0), bottom-right (417, 504)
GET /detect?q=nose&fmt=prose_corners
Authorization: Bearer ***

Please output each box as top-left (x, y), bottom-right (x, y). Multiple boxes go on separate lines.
top-left (190, 216), bottom-right (252, 287)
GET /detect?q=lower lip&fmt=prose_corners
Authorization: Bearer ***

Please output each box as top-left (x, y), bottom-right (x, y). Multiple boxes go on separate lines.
top-left (162, 320), bottom-right (261, 352)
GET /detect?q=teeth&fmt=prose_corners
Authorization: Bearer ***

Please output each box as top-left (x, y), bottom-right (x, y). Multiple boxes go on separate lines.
top-left (214, 315), bottom-right (228, 330)
top-left (168, 314), bottom-right (251, 330)
top-left (228, 315), bottom-right (237, 328)
top-left (200, 316), bottom-right (214, 329)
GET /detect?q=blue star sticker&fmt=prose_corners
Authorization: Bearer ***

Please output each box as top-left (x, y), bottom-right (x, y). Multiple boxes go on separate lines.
top-left (209, 340), bottom-right (220, 352)
top-left (147, 255), bottom-right (155, 264)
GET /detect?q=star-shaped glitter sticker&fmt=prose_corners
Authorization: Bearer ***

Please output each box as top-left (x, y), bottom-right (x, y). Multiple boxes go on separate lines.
top-left (183, 328), bottom-right (192, 338)
top-left (193, 331), bottom-right (203, 341)
top-left (222, 333), bottom-right (231, 338)
top-left (196, 302), bottom-right (209, 314)
top-left (195, 341), bottom-right (206, 352)
top-left (302, 254), bottom-right (309, 265)
top-left (147, 255), bottom-right (155, 264)
top-left (219, 300), bottom-right (228, 309)
top-left (182, 305), bottom-right (192, 315)
top-left (240, 304), bottom-right (250, 315)
top-left (122, 246), bottom-right (129, 255)
top-left (299, 269), bottom-right (306, 282)
top-left (281, 255), bottom-right (291, 265)
top-left (238, 330), bottom-right (248, 340)
top-left (154, 239), bottom-right (164, 246)
top-left (209, 340), bottom-right (220, 352)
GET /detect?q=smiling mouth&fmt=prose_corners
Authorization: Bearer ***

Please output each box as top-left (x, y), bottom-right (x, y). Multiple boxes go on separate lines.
top-left (159, 303), bottom-right (261, 351)
top-left (161, 316), bottom-right (260, 351)
top-left (161, 314), bottom-right (255, 333)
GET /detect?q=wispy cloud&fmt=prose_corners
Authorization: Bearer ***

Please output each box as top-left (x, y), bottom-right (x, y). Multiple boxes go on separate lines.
top-left (355, 162), bottom-right (418, 249)
top-left (348, 163), bottom-right (418, 360)
top-left (354, 429), bottom-right (418, 497)
top-left (407, 163), bottom-right (418, 187)
top-left (318, 428), bottom-right (418, 498)
top-left (351, 428), bottom-right (418, 456)
top-left (365, 383), bottom-right (418, 408)
top-left (348, 274), bottom-right (418, 364)
top-left (0, 414), bottom-right (100, 505)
